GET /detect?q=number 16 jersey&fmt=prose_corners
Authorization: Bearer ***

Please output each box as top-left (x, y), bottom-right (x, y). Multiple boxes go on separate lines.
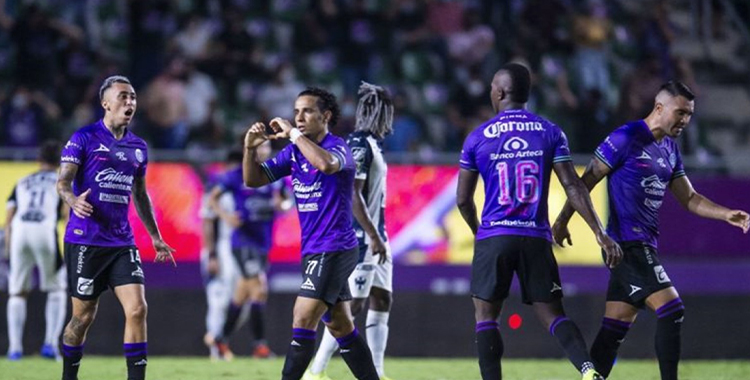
top-left (459, 109), bottom-right (572, 242)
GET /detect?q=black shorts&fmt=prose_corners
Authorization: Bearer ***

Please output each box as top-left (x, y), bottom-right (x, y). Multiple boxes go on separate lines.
top-left (471, 235), bottom-right (563, 305)
top-left (299, 248), bottom-right (358, 307)
top-left (232, 246), bottom-right (269, 278)
top-left (64, 243), bottom-right (145, 300)
top-left (605, 241), bottom-right (673, 308)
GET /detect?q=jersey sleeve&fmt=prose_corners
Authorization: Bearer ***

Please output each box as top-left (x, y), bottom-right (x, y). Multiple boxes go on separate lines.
top-left (594, 128), bottom-right (629, 169)
top-left (6, 186), bottom-right (17, 209)
top-left (327, 138), bottom-right (354, 173)
top-left (136, 146), bottom-right (148, 177)
top-left (553, 129), bottom-right (572, 163)
top-left (347, 134), bottom-right (373, 180)
top-left (670, 143), bottom-right (686, 181)
top-left (261, 144), bottom-right (293, 182)
top-left (61, 131), bottom-right (87, 165)
top-left (459, 133), bottom-right (478, 172)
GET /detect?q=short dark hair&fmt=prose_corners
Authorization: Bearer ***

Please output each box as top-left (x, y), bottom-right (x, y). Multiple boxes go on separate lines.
top-left (298, 87), bottom-right (340, 128)
top-left (659, 80), bottom-right (695, 101)
top-left (99, 75), bottom-right (132, 101)
top-left (500, 63), bottom-right (531, 103)
top-left (39, 140), bottom-right (61, 165)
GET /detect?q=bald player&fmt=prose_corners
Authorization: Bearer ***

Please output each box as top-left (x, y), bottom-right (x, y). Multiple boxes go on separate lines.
top-left (553, 81), bottom-right (749, 380)
top-left (457, 63), bottom-right (621, 380)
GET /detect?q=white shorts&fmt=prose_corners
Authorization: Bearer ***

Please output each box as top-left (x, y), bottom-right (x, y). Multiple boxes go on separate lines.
top-left (8, 226), bottom-right (66, 295)
top-left (348, 244), bottom-right (393, 299)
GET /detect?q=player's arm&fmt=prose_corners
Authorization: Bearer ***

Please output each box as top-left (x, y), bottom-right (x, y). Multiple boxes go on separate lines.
top-left (269, 118), bottom-right (341, 174)
top-left (207, 185), bottom-right (241, 228)
top-left (456, 168), bottom-right (480, 236)
top-left (132, 175), bottom-right (176, 266)
top-left (669, 175), bottom-right (749, 233)
top-left (243, 123), bottom-right (272, 187)
top-left (4, 189), bottom-right (16, 259)
top-left (352, 178), bottom-right (387, 264)
top-left (553, 157), bottom-right (610, 236)
top-left (56, 162), bottom-right (93, 218)
top-left (554, 160), bottom-right (622, 267)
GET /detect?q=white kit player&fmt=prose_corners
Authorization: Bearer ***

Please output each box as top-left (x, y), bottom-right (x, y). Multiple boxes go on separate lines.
top-left (306, 82), bottom-right (395, 380)
top-left (200, 182), bottom-right (240, 360)
top-left (5, 141), bottom-right (68, 360)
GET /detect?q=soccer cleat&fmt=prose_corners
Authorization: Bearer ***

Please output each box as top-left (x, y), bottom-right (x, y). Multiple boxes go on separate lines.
top-left (215, 341), bottom-right (234, 361)
top-left (582, 368), bottom-right (605, 380)
top-left (252, 342), bottom-right (275, 359)
top-left (7, 351), bottom-right (22, 361)
top-left (40, 344), bottom-right (58, 360)
top-left (302, 369), bottom-right (334, 380)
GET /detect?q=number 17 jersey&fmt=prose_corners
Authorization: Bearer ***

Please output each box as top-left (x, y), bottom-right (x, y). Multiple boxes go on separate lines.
top-left (460, 109), bottom-right (572, 242)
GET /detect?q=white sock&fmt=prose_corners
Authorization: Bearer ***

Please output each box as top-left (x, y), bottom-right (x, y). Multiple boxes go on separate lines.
top-left (366, 310), bottom-right (390, 377)
top-left (45, 290), bottom-right (67, 348)
top-left (7, 296), bottom-right (27, 354)
top-left (309, 327), bottom-right (338, 375)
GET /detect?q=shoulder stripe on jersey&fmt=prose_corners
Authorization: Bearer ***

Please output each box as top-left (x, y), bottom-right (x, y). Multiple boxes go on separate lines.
top-left (594, 151), bottom-right (613, 169)
top-left (553, 155), bottom-right (572, 163)
top-left (260, 163), bottom-right (276, 182)
top-left (330, 150), bottom-right (346, 172)
top-left (671, 170), bottom-right (686, 180)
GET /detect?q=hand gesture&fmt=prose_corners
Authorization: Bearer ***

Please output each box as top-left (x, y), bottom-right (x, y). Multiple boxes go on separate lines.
top-left (245, 122), bottom-right (269, 149)
top-left (269, 117), bottom-right (294, 140)
top-left (72, 189), bottom-right (94, 218)
top-left (596, 232), bottom-right (623, 269)
top-left (207, 256), bottom-right (219, 276)
top-left (153, 238), bottom-right (177, 267)
top-left (552, 219), bottom-right (572, 247)
top-left (726, 210), bottom-right (750, 233)
top-left (371, 236), bottom-right (389, 265)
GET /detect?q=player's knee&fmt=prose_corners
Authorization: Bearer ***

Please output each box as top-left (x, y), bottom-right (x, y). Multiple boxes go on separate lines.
top-left (127, 302), bottom-right (148, 322)
top-left (350, 298), bottom-right (366, 315)
top-left (369, 290), bottom-right (392, 312)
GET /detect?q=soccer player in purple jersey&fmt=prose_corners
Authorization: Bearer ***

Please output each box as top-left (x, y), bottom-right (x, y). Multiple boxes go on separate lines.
top-left (207, 144), bottom-right (290, 359)
top-left (242, 87), bottom-right (379, 380)
top-left (457, 63), bottom-right (623, 380)
top-left (56, 76), bottom-right (176, 380)
top-left (553, 81), bottom-right (750, 380)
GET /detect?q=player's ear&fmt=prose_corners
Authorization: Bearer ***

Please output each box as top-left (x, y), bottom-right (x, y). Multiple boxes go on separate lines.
top-left (322, 110), bottom-right (332, 125)
top-left (101, 99), bottom-right (108, 111)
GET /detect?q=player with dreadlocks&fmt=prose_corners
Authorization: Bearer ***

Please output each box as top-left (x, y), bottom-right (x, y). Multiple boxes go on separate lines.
top-left (304, 83), bottom-right (395, 380)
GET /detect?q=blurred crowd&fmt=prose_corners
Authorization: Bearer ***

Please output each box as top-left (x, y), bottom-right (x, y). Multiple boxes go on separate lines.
top-left (0, 0), bottom-right (741, 157)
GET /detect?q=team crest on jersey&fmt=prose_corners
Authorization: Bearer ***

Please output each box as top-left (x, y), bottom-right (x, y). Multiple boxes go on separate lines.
top-left (669, 153), bottom-right (676, 168)
top-left (135, 149), bottom-right (144, 163)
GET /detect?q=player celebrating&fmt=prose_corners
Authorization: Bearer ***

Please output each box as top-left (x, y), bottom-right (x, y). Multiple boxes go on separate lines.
top-left (207, 144), bottom-right (290, 359)
top-left (456, 63), bottom-right (622, 380)
top-left (57, 75), bottom-right (176, 380)
top-left (305, 82), bottom-right (395, 380)
top-left (243, 87), bottom-right (379, 380)
top-left (553, 81), bottom-right (750, 380)
top-left (5, 141), bottom-right (68, 360)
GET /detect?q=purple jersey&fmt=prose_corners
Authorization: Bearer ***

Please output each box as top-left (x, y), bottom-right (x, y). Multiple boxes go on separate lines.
top-left (217, 166), bottom-right (285, 252)
top-left (261, 133), bottom-right (358, 255)
top-left (460, 109), bottom-right (572, 242)
top-left (595, 120), bottom-right (685, 247)
top-left (61, 120), bottom-right (148, 246)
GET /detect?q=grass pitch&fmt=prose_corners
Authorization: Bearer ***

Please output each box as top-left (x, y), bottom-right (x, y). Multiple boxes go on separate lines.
top-left (1, 357), bottom-right (748, 380)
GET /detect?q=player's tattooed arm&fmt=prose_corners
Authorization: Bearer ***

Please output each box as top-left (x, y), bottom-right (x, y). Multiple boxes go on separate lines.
top-left (456, 169), bottom-right (480, 236)
top-left (133, 175), bottom-right (176, 266)
top-left (670, 176), bottom-right (750, 233)
top-left (57, 162), bottom-right (93, 218)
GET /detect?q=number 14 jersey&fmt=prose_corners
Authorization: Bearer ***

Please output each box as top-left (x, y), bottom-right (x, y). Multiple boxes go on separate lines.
top-left (460, 109), bottom-right (572, 242)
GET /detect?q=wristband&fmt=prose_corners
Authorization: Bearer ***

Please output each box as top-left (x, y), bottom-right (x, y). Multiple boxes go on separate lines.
top-left (289, 128), bottom-right (303, 144)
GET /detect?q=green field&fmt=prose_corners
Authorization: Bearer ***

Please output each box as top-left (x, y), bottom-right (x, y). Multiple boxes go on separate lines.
top-left (1, 357), bottom-right (748, 380)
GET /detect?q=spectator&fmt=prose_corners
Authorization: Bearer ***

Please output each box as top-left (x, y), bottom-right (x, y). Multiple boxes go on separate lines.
top-left (142, 55), bottom-right (189, 150)
top-left (0, 85), bottom-right (60, 147)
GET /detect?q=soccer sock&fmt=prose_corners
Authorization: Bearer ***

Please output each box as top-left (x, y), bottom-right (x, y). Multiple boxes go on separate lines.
top-left (45, 290), bottom-right (67, 348)
top-left (365, 310), bottom-right (390, 377)
top-left (219, 302), bottom-right (242, 341)
top-left (7, 295), bottom-right (26, 353)
top-left (655, 298), bottom-right (685, 380)
top-left (475, 321), bottom-right (503, 380)
top-left (281, 328), bottom-right (317, 380)
top-left (337, 328), bottom-right (379, 380)
top-left (124, 342), bottom-right (148, 380)
top-left (205, 282), bottom-right (227, 339)
top-left (309, 328), bottom-right (338, 375)
top-left (590, 317), bottom-right (632, 377)
top-left (549, 316), bottom-right (595, 373)
top-left (250, 302), bottom-right (266, 342)
top-left (62, 344), bottom-right (84, 380)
